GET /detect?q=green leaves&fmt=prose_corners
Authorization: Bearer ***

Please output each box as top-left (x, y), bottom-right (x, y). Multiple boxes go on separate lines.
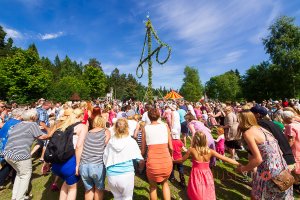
top-left (206, 71), bottom-right (241, 102)
top-left (180, 66), bottom-right (203, 102)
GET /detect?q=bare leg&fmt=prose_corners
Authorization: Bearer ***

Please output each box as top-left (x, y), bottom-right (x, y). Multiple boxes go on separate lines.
top-left (30, 145), bottom-right (40, 156)
top-left (59, 182), bottom-right (68, 200)
top-left (94, 188), bottom-right (104, 200)
top-left (149, 179), bottom-right (157, 200)
top-left (161, 178), bottom-right (171, 200)
top-left (84, 188), bottom-right (94, 200)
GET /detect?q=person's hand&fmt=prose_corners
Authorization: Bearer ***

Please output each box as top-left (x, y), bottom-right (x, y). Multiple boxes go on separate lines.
top-left (236, 164), bottom-right (245, 174)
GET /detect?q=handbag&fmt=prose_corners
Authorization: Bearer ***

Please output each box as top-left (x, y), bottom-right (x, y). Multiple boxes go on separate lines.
top-left (261, 128), bottom-right (295, 191)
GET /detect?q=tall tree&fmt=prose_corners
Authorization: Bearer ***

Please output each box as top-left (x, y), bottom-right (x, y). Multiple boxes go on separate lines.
top-left (0, 26), bottom-right (14, 57)
top-left (179, 66), bottom-right (203, 102)
top-left (87, 58), bottom-right (102, 70)
top-left (263, 16), bottom-right (300, 97)
top-left (206, 71), bottom-right (241, 101)
top-left (0, 48), bottom-right (52, 102)
top-left (83, 65), bottom-right (107, 98)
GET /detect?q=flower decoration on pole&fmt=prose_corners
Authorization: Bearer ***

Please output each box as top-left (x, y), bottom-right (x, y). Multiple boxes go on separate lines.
top-left (136, 15), bottom-right (171, 101)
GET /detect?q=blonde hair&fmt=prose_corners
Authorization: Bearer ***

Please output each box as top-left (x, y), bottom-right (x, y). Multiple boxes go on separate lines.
top-left (93, 115), bottom-right (106, 128)
top-left (80, 101), bottom-right (87, 109)
top-left (238, 105), bottom-right (258, 132)
top-left (114, 118), bottom-right (129, 138)
top-left (192, 132), bottom-right (210, 155)
top-left (59, 108), bottom-right (84, 131)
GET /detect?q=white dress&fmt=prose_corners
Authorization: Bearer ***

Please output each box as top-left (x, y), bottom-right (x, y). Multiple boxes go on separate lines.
top-left (172, 111), bottom-right (181, 135)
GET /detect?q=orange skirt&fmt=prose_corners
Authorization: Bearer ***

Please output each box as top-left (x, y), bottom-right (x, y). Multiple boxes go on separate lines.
top-left (146, 143), bottom-right (172, 182)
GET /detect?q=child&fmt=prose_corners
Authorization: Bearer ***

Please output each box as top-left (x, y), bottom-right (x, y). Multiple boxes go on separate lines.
top-left (170, 129), bottom-right (187, 187)
top-left (174, 131), bottom-right (239, 200)
top-left (136, 121), bottom-right (146, 174)
top-left (215, 127), bottom-right (225, 156)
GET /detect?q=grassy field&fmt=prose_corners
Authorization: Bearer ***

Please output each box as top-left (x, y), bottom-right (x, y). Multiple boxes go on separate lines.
top-left (1, 136), bottom-right (299, 199)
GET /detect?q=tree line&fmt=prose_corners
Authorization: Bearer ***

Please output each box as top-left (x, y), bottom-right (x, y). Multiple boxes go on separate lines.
top-left (204, 16), bottom-right (300, 102)
top-left (0, 16), bottom-right (299, 103)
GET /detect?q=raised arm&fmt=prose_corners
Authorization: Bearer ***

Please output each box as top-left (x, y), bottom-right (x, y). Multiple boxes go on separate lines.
top-left (211, 150), bottom-right (239, 165)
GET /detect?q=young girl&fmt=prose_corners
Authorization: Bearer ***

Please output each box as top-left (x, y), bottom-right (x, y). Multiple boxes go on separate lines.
top-left (174, 131), bottom-right (239, 200)
top-left (215, 127), bottom-right (225, 156)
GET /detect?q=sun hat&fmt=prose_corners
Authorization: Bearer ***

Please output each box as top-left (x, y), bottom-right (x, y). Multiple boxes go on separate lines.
top-left (171, 129), bottom-right (180, 140)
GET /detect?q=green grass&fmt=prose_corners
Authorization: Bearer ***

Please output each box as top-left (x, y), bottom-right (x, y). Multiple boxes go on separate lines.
top-left (1, 133), bottom-right (299, 199)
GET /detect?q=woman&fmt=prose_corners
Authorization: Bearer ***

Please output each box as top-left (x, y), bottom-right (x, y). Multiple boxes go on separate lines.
top-left (236, 106), bottom-right (293, 200)
top-left (282, 110), bottom-right (300, 192)
top-left (101, 107), bottom-right (109, 127)
top-left (78, 115), bottom-right (110, 200)
top-left (126, 110), bottom-right (139, 138)
top-left (142, 108), bottom-right (173, 200)
top-left (108, 106), bottom-right (116, 127)
top-left (170, 105), bottom-right (181, 136)
top-left (185, 113), bottom-right (216, 167)
top-left (88, 106), bottom-right (101, 130)
top-left (103, 118), bottom-right (143, 200)
top-left (223, 106), bottom-right (240, 160)
top-left (2, 109), bottom-right (53, 200)
top-left (51, 108), bottom-right (88, 200)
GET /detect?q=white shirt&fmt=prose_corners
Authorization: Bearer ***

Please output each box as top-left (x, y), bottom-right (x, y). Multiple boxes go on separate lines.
top-left (145, 123), bottom-right (168, 145)
top-left (142, 111), bottom-right (151, 125)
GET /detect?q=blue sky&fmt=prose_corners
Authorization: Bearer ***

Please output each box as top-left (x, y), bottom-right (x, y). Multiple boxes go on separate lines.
top-left (1, 0), bottom-right (300, 89)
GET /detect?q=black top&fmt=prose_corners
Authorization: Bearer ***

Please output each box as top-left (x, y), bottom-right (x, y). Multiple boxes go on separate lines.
top-left (258, 119), bottom-right (295, 165)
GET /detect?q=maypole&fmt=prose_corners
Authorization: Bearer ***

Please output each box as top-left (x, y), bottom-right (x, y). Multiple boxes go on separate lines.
top-left (136, 15), bottom-right (171, 102)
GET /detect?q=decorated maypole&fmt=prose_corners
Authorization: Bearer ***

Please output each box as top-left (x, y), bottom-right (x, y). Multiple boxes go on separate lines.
top-left (136, 15), bottom-right (171, 101)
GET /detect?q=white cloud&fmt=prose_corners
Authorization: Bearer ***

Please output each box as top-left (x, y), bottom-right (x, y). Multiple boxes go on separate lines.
top-left (40, 31), bottom-right (64, 40)
top-left (218, 50), bottom-right (246, 65)
top-left (3, 27), bottom-right (23, 39)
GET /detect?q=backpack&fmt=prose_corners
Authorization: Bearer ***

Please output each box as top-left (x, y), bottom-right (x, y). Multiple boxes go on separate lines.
top-left (44, 122), bottom-right (81, 164)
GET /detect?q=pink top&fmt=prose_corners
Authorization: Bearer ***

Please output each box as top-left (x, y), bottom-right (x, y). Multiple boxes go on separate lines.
top-left (162, 108), bottom-right (172, 128)
top-left (194, 108), bottom-right (202, 119)
top-left (108, 110), bottom-right (116, 125)
top-left (172, 139), bottom-right (183, 160)
top-left (215, 134), bottom-right (225, 150)
top-left (285, 122), bottom-right (300, 174)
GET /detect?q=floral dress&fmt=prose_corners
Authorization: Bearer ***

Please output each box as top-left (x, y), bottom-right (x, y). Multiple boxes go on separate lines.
top-left (245, 128), bottom-right (294, 200)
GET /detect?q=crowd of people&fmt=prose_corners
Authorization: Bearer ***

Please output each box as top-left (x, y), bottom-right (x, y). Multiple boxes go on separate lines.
top-left (0, 97), bottom-right (299, 200)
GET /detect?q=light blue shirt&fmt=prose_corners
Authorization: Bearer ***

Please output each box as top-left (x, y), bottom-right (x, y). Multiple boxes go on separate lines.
top-left (177, 109), bottom-right (186, 123)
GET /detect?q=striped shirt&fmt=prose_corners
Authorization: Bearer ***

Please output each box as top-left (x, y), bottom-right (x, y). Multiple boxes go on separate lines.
top-left (80, 129), bottom-right (106, 165)
top-left (2, 122), bottom-right (43, 161)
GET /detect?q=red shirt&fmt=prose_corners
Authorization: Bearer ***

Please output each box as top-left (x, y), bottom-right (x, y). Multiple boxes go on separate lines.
top-left (172, 139), bottom-right (183, 160)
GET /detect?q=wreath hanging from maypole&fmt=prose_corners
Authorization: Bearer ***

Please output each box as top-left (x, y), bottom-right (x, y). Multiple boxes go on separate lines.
top-left (136, 16), bottom-right (171, 101)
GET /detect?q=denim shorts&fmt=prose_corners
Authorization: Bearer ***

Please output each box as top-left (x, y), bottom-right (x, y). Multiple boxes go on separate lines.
top-left (79, 163), bottom-right (106, 190)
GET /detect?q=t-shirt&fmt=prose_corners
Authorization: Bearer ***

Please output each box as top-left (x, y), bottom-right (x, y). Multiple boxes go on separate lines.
top-left (172, 139), bottom-right (183, 160)
top-left (128, 120), bottom-right (137, 137)
top-left (142, 111), bottom-right (151, 125)
top-left (2, 122), bottom-right (43, 161)
top-left (177, 109), bottom-right (186, 124)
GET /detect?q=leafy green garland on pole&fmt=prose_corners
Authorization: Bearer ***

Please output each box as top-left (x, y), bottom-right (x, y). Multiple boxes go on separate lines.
top-left (136, 16), bottom-right (171, 102)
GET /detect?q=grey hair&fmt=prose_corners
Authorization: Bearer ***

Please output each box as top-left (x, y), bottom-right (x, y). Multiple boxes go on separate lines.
top-left (281, 111), bottom-right (295, 120)
top-left (22, 109), bottom-right (38, 121)
top-left (11, 108), bottom-right (25, 118)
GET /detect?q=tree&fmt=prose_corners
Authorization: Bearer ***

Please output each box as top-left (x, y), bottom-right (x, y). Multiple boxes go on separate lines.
top-left (87, 58), bottom-right (102, 70)
top-left (206, 71), bottom-right (241, 101)
top-left (263, 16), bottom-right (300, 97)
top-left (0, 26), bottom-right (15, 57)
top-left (179, 66), bottom-right (203, 102)
top-left (0, 48), bottom-right (52, 102)
top-left (83, 65), bottom-right (107, 98)
top-left (46, 76), bottom-right (90, 102)
top-left (59, 56), bottom-right (82, 78)
top-left (241, 62), bottom-right (274, 101)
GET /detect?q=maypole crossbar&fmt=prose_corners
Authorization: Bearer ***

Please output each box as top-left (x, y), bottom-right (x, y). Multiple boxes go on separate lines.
top-left (136, 16), bottom-right (171, 101)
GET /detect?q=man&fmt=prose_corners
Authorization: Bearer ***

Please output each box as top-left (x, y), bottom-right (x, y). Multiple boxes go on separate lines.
top-left (250, 104), bottom-right (295, 167)
top-left (30, 101), bottom-right (51, 161)
top-left (0, 108), bottom-right (24, 190)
